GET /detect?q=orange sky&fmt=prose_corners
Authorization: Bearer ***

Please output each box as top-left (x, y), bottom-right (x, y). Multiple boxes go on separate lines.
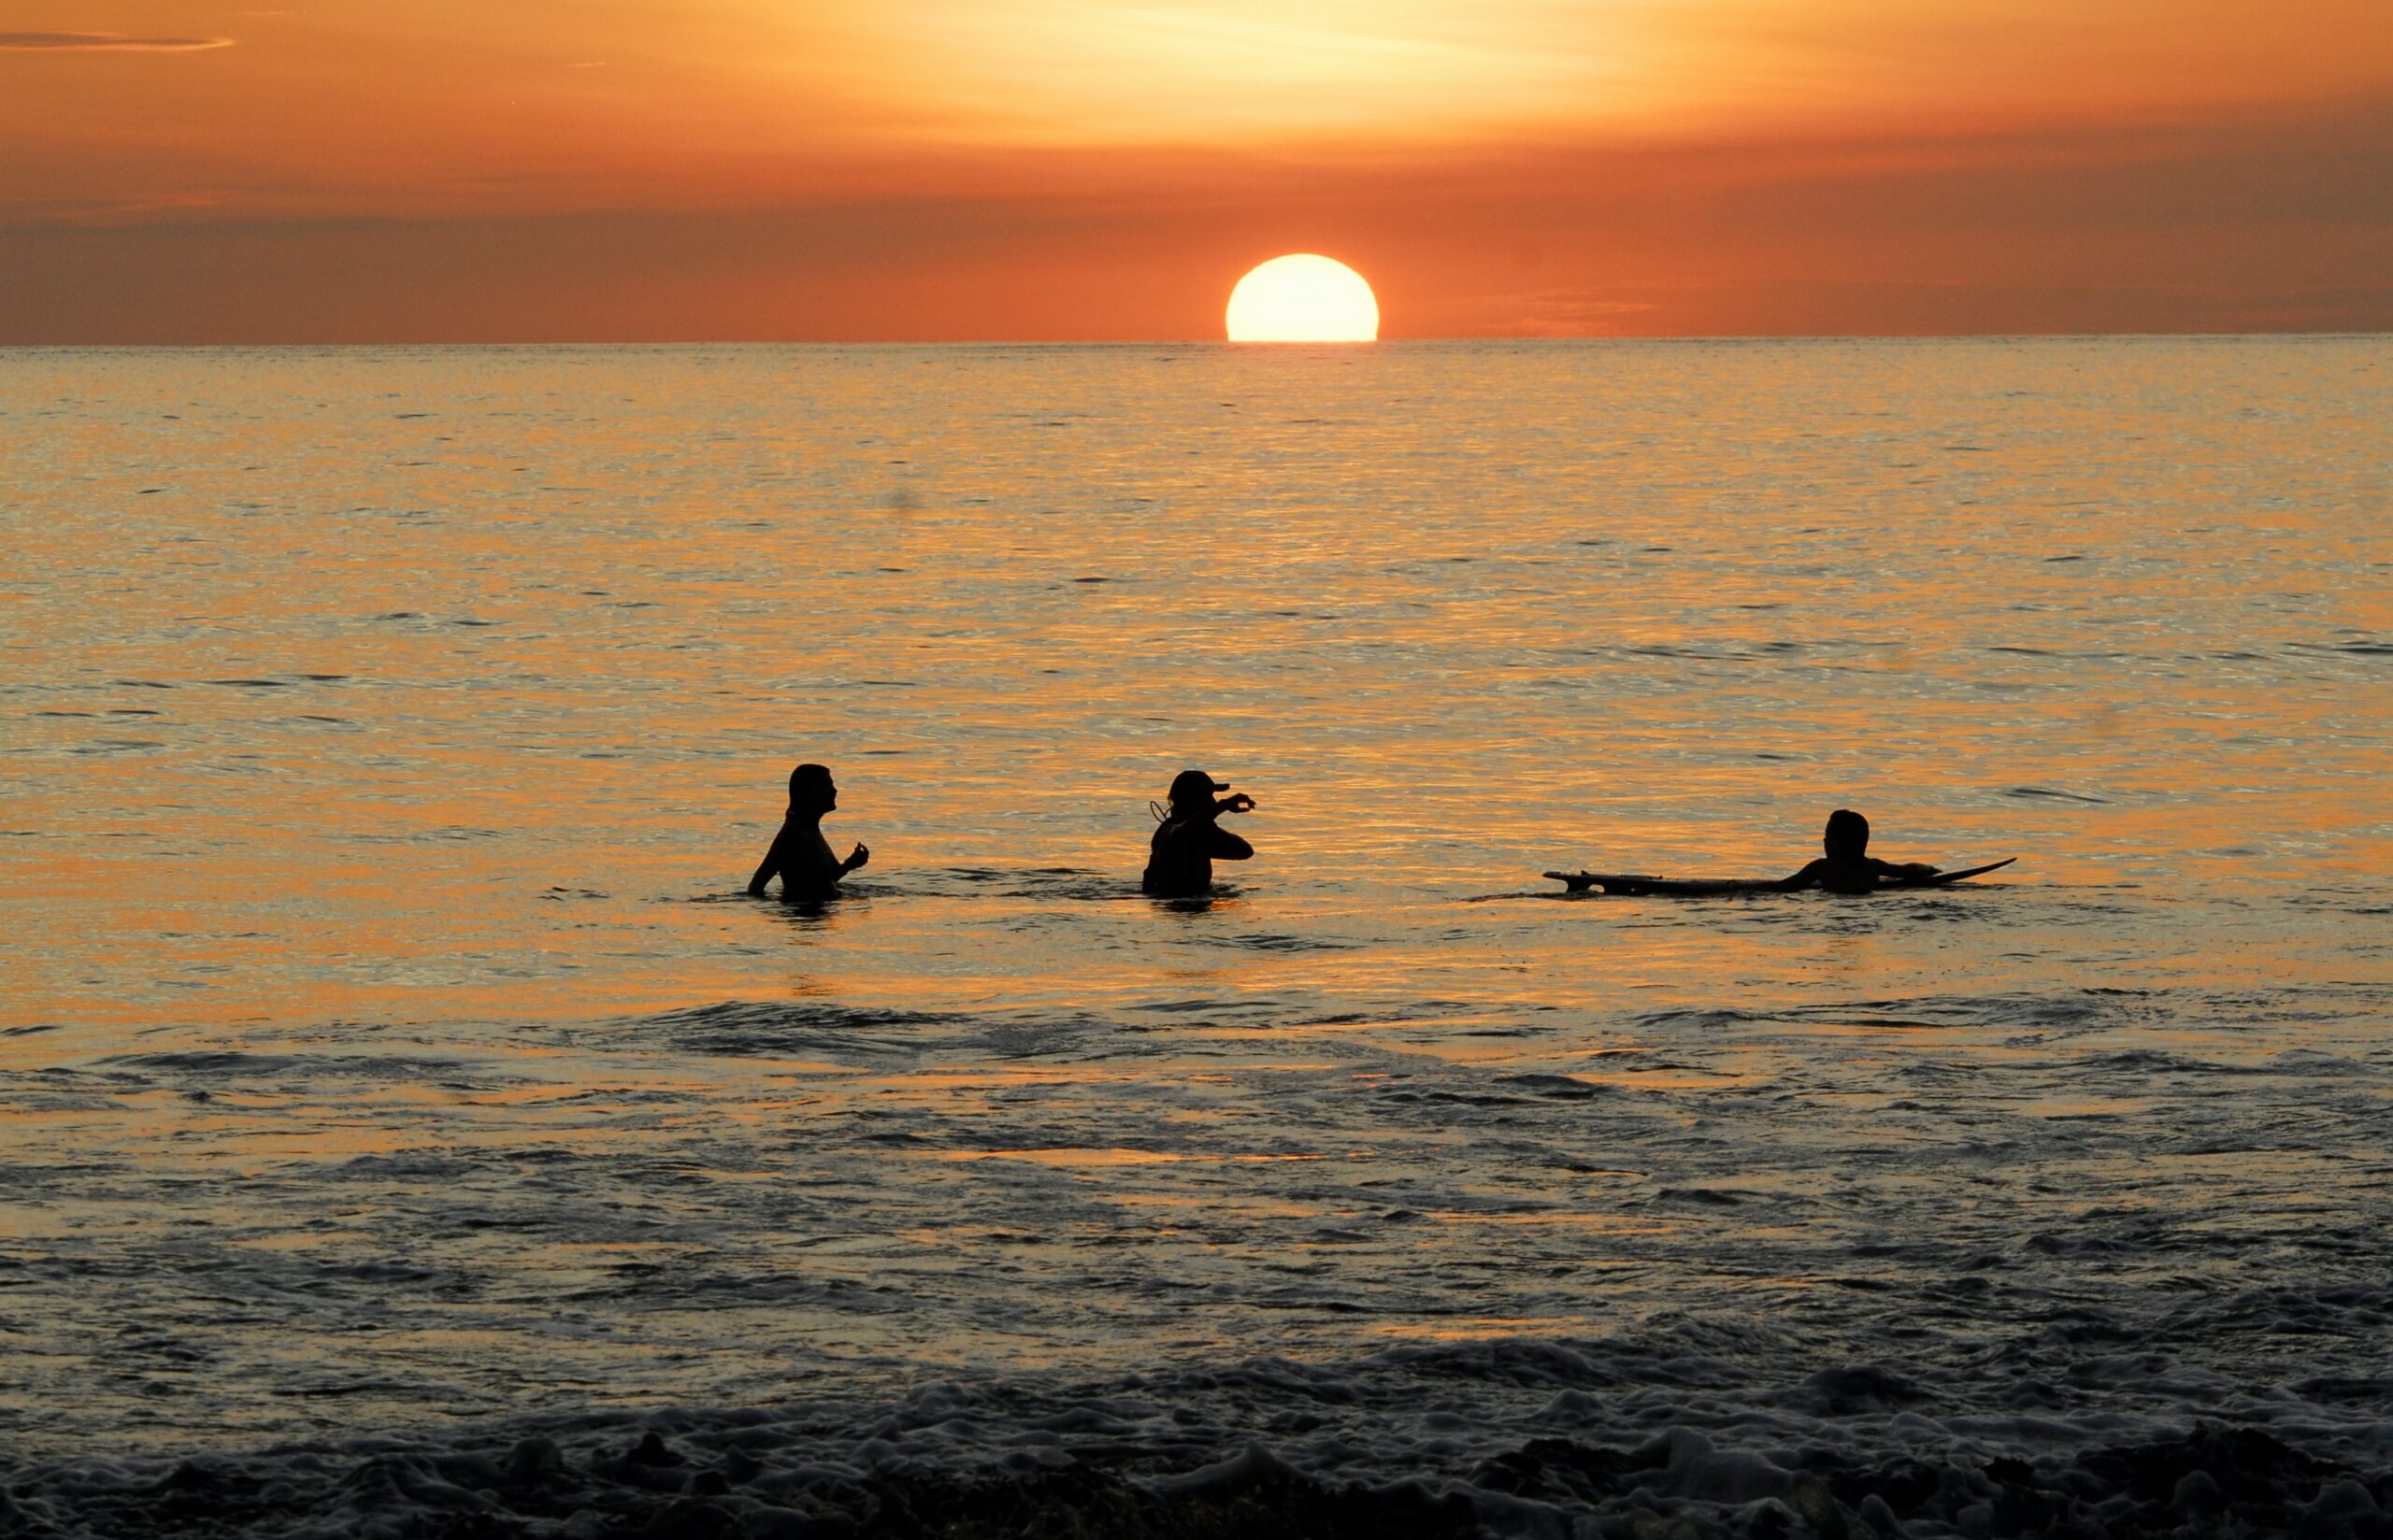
top-left (3, 0), bottom-right (2389, 339)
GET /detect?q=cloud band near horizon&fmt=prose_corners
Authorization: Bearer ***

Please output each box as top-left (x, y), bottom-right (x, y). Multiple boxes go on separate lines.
top-left (3, 91), bottom-right (2386, 345)
top-left (0, 32), bottom-right (233, 51)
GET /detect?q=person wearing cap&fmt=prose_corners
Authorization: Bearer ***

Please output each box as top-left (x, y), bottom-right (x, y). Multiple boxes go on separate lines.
top-left (1141, 769), bottom-right (1256, 898)
top-left (748, 763), bottom-right (870, 901)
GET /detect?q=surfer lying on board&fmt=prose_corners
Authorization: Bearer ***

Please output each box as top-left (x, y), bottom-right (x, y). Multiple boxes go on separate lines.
top-left (1546, 811), bottom-right (2009, 895)
top-left (1142, 769), bottom-right (1255, 898)
top-left (1777, 808), bottom-right (1937, 894)
top-left (748, 763), bottom-right (870, 901)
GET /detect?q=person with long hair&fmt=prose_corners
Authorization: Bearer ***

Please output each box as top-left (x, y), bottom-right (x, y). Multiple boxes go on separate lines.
top-left (748, 763), bottom-right (870, 900)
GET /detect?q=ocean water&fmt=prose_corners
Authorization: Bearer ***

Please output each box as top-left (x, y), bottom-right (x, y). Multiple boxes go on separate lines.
top-left (2, 338), bottom-right (2388, 1536)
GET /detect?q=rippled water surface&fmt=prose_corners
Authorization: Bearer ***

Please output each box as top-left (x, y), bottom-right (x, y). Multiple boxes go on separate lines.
top-left (2, 340), bottom-right (2388, 1532)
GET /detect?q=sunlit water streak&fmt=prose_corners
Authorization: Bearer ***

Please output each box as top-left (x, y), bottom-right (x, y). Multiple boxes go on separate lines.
top-left (0, 340), bottom-right (2387, 1531)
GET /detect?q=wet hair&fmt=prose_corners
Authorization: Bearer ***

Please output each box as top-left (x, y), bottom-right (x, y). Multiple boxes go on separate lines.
top-left (1824, 808), bottom-right (1870, 857)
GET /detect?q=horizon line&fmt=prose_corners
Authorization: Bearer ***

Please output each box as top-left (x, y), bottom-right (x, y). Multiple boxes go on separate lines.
top-left (5, 330), bottom-right (2389, 350)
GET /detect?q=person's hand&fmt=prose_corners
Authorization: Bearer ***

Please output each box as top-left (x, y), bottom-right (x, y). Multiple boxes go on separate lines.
top-left (1219, 793), bottom-right (1256, 814)
top-left (845, 843), bottom-right (871, 872)
top-left (1896, 862), bottom-right (1939, 880)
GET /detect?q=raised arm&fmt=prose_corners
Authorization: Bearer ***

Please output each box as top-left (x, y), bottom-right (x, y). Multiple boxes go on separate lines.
top-left (1205, 793), bottom-right (1254, 860)
top-left (1205, 823), bottom-right (1254, 862)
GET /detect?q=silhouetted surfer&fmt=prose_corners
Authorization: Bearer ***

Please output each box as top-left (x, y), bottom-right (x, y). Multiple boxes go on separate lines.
top-left (748, 763), bottom-right (869, 901)
top-left (1777, 809), bottom-right (1937, 893)
top-left (1141, 769), bottom-right (1254, 897)
top-left (1548, 809), bottom-right (2007, 895)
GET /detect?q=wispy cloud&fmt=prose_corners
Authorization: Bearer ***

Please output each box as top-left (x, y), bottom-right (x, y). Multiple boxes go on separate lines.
top-left (20, 192), bottom-right (228, 226)
top-left (0, 31), bottom-right (234, 52)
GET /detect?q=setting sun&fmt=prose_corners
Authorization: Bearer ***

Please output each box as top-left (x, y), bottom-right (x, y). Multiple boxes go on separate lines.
top-left (1225, 254), bottom-right (1380, 342)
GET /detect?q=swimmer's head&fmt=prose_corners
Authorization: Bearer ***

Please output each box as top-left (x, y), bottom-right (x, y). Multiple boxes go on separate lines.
top-left (789, 762), bottom-right (838, 814)
top-left (1824, 808), bottom-right (1870, 859)
top-left (1168, 768), bottom-right (1228, 813)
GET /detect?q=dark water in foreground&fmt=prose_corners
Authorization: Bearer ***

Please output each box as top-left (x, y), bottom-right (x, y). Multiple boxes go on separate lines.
top-left (2, 339), bottom-right (2388, 1534)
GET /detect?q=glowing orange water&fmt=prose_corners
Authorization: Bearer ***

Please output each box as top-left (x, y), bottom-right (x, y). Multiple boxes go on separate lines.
top-left (0, 339), bottom-right (2386, 1452)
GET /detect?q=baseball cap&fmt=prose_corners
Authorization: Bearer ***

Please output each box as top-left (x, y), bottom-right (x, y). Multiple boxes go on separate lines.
top-left (1168, 769), bottom-right (1230, 803)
